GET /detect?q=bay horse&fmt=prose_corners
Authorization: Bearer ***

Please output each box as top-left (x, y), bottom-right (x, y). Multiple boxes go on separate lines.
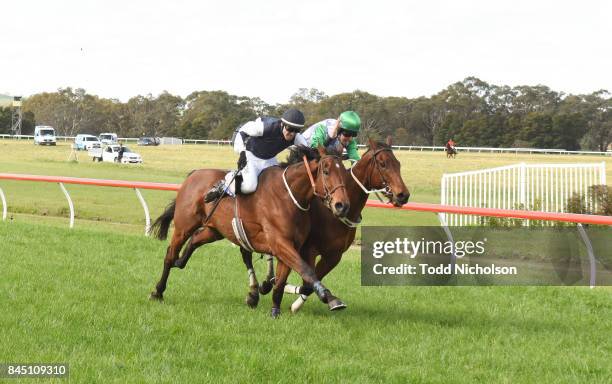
top-left (446, 144), bottom-right (457, 158)
top-left (149, 146), bottom-right (350, 317)
top-left (265, 137), bottom-right (410, 312)
top-left (181, 138), bottom-right (410, 314)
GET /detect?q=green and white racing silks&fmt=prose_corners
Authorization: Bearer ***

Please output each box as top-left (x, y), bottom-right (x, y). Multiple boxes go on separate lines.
top-left (301, 119), bottom-right (360, 161)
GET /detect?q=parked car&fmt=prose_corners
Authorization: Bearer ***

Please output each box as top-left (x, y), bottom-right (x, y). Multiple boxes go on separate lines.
top-left (34, 126), bottom-right (56, 146)
top-left (75, 134), bottom-right (102, 150)
top-left (98, 133), bottom-right (118, 145)
top-left (137, 137), bottom-right (160, 146)
top-left (89, 144), bottom-right (143, 164)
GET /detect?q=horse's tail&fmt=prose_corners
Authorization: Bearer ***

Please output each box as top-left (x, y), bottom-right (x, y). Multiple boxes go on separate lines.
top-left (150, 199), bottom-right (176, 240)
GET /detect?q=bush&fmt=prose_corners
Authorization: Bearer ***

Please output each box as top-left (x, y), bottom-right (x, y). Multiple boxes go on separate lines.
top-left (566, 185), bottom-right (611, 216)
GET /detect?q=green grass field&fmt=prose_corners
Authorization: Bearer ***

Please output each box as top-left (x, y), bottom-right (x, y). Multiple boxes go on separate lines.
top-left (1, 140), bottom-right (611, 382)
top-left (2, 221), bottom-right (611, 383)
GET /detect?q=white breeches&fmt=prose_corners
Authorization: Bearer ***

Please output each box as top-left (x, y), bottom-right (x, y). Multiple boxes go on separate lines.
top-left (224, 151), bottom-right (278, 194)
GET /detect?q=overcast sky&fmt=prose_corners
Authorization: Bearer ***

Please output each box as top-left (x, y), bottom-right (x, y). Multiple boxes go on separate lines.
top-left (2, 0), bottom-right (610, 104)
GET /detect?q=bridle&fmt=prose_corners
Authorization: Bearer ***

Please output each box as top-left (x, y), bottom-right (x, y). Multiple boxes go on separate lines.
top-left (350, 147), bottom-right (394, 202)
top-left (283, 154), bottom-right (347, 211)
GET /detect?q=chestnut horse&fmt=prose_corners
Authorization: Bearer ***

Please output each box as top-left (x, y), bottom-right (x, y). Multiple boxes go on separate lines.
top-left (269, 138), bottom-right (410, 312)
top-left (149, 146), bottom-right (350, 317)
top-left (184, 138), bottom-right (410, 314)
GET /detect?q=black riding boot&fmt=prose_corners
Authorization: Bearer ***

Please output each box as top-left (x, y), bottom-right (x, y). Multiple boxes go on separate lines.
top-left (204, 180), bottom-right (227, 203)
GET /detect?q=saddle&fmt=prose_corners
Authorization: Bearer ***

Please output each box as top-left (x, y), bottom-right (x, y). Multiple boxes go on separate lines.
top-left (231, 195), bottom-right (255, 252)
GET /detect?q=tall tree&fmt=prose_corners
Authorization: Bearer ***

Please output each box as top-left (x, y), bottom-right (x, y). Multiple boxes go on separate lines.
top-left (14, 78), bottom-right (609, 150)
top-left (579, 91), bottom-right (611, 151)
top-left (180, 91), bottom-right (257, 140)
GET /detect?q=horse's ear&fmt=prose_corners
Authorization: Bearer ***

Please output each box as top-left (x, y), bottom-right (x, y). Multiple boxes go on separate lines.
top-left (317, 145), bottom-right (326, 157)
top-left (386, 135), bottom-right (393, 146)
top-left (368, 137), bottom-right (377, 150)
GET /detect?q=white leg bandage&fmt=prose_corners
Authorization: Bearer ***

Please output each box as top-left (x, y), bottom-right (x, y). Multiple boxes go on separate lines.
top-left (283, 284), bottom-right (300, 294)
top-left (291, 295), bottom-right (308, 314)
top-left (248, 268), bottom-right (257, 287)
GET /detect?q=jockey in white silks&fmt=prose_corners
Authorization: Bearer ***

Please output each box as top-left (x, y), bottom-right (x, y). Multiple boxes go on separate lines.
top-left (204, 108), bottom-right (308, 202)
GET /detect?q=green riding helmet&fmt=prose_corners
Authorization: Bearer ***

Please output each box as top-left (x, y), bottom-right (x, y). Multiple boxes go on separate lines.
top-left (338, 111), bottom-right (361, 133)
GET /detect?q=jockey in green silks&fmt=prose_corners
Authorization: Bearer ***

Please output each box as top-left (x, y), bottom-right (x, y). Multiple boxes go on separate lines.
top-left (301, 111), bottom-right (361, 161)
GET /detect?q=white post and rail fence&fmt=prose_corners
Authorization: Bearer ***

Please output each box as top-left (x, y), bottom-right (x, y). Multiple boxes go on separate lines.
top-left (2, 134), bottom-right (611, 156)
top-left (441, 162), bottom-right (607, 226)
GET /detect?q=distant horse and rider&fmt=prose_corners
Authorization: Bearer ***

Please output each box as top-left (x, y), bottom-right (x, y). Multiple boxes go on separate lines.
top-left (149, 109), bottom-right (410, 317)
top-left (446, 138), bottom-right (457, 158)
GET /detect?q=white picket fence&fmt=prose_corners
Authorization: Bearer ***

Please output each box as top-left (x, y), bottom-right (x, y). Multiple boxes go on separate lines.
top-left (441, 162), bottom-right (607, 226)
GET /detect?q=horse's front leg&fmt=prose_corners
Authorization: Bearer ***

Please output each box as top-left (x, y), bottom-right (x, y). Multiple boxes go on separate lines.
top-left (258, 254), bottom-right (275, 295)
top-left (283, 244), bottom-right (318, 311)
top-left (240, 247), bottom-right (260, 308)
top-left (271, 260), bottom-right (291, 318)
top-left (271, 241), bottom-right (343, 311)
top-left (287, 251), bottom-right (346, 313)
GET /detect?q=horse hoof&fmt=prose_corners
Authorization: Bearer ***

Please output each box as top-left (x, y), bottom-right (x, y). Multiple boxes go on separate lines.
top-left (320, 293), bottom-right (330, 304)
top-left (173, 260), bottom-right (185, 269)
top-left (259, 280), bottom-right (273, 295)
top-left (149, 291), bottom-right (163, 301)
top-left (328, 298), bottom-right (347, 311)
top-left (313, 283), bottom-right (331, 304)
top-left (270, 308), bottom-right (281, 319)
top-left (246, 291), bottom-right (259, 309)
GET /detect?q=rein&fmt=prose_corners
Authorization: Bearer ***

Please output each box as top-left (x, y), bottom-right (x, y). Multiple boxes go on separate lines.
top-left (337, 214), bottom-right (361, 228)
top-left (303, 155), bottom-right (317, 194)
top-left (334, 147), bottom-right (395, 228)
top-left (282, 166), bottom-right (310, 211)
top-left (350, 148), bottom-right (393, 199)
top-left (282, 154), bottom-right (346, 211)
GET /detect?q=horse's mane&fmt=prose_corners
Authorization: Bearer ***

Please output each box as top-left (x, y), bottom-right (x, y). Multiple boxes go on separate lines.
top-left (278, 145), bottom-right (342, 168)
top-left (364, 141), bottom-right (391, 154)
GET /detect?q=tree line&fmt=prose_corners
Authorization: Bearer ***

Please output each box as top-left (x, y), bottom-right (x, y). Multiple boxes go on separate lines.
top-left (1, 77), bottom-right (610, 151)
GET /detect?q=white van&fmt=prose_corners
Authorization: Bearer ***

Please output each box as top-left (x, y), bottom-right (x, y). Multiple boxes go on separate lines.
top-left (74, 134), bottom-right (102, 150)
top-left (99, 133), bottom-right (118, 145)
top-left (34, 126), bottom-right (57, 146)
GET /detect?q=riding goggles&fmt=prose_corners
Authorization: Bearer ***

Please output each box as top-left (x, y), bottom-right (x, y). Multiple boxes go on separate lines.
top-left (339, 129), bottom-right (357, 137)
top-left (285, 125), bottom-right (301, 133)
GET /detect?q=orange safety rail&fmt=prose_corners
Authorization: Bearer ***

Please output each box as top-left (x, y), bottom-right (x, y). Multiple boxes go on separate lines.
top-left (1, 173), bottom-right (611, 226)
top-left (364, 200), bottom-right (612, 226)
top-left (0, 173), bottom-right (180, 191)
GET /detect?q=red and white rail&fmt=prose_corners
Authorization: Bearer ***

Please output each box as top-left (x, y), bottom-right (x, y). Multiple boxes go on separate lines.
top-left (1, 173), bottom-right (611, 236)
top-left (0, 173), bottom-right (179, 235)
